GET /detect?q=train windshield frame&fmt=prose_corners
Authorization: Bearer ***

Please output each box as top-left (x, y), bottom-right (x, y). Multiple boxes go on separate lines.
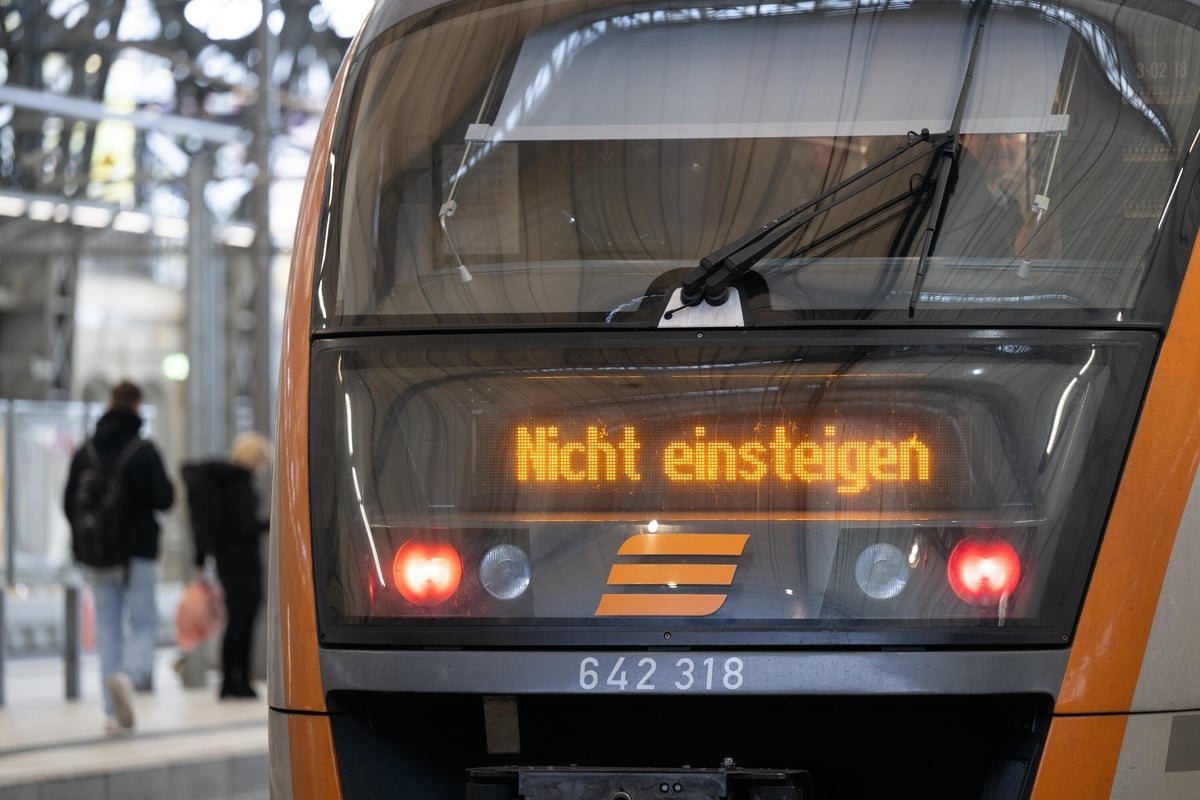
top-left (309, 329), bottom-right (1154, 647)
top-left (314, 0), bottom-right (1200, 330)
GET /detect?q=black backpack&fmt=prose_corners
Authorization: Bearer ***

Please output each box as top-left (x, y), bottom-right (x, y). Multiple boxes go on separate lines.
top-left (70, 437), bottom-right (144, 568)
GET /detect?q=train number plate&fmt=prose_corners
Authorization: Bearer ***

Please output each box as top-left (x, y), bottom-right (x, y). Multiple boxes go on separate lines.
top-left (577, 655), bottom-right (745, 691)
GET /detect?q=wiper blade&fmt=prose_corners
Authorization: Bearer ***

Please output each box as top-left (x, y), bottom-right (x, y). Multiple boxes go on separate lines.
top-left (908, 20), bottom-right (987, 317)
top-left (679, 130), bottom-right (948, 307)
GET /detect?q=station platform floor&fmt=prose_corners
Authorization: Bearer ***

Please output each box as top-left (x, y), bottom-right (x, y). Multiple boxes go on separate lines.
top-left (0, 648), bottom-right (267, 799)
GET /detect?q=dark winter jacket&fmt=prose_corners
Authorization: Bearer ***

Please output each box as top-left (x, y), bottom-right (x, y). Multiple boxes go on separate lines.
top-left (62, 409), bottom-right (175, 561)
top-left (180, 460), bottom-right (268, 569)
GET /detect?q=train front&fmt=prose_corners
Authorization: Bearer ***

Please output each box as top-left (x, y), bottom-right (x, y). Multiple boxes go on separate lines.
top-left (269, 0), bottom-right (1200, 797)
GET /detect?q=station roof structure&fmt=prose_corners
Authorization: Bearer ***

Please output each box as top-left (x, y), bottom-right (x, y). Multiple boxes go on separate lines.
top-left (0, 0), bottom-right (365, 250)
top-left (0, 0), bottom-right (367, 413)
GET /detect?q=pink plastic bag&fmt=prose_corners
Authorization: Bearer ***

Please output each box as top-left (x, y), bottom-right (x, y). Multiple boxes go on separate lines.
top-left (175, 577), bottom-right (225, 651)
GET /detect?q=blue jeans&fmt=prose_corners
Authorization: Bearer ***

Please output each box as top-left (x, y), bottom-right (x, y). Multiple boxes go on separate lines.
top-left (84, 557), bottom-right (158, 715)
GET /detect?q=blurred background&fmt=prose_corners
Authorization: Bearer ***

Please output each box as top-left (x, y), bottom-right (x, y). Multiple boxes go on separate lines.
top-left (0, 0), bottom-right (370, 656)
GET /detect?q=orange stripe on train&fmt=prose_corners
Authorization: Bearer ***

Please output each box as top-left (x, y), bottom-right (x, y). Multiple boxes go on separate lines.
top-left (616, 533), bottom-right (749, 556)
top-left (595, 594), bottom-right (728, 616)
top-left (607, 563), bottom-right (738, 585)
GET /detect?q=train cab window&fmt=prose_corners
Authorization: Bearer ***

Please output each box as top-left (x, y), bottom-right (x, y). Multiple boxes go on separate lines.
top-left (316, 0), bottom-right (1197, 330)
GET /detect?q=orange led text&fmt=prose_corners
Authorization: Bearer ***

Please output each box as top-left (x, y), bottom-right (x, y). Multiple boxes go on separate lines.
top-left (663, 425), bottom-right (930, 494)
top-left (515, 425), bottom-right (643, 482)
top-left (514, 423), bottom-right (931, 494)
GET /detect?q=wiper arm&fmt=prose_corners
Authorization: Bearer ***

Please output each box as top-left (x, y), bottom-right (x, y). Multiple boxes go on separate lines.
top-left (791, 182), bottom-right (931, 261)
top-left (679, 130), bottom-right (949, 307)
top-left (908, 20), bottom-right (987, 317)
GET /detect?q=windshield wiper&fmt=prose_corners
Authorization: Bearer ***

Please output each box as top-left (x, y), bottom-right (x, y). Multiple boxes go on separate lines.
top-left (789, 170), bottom-right (937, 261)
top-left (678, 130), bottom-right (949, 308)
top-left (908, 20), bottom-right (986, 317)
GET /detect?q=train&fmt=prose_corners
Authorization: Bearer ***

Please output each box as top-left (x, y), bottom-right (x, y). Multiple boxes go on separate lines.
top-left (267, 0), bottom-right (1200, 797)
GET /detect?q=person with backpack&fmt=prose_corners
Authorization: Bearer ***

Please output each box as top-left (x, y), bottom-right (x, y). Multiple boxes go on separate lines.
top-left (63, 379), bottom-right (175, 735)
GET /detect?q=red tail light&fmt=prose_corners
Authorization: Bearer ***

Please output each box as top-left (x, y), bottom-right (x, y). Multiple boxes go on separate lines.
top-left (393, 538), bottom-right (463, 606)
top-left (947, 538), bottom-right (1021, 605)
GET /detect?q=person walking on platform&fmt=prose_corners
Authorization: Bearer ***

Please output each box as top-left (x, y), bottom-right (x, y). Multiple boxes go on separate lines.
top-left (181, 431), bottom-right (271, 700)
top-left (63, 379), bottom-right (175, 735)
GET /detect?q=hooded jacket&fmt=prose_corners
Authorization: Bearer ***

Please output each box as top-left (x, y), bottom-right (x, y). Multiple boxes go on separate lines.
top-left (62, 409), bottom-right (175, 561)
top-left (180, 460), bottom-right (268, 569)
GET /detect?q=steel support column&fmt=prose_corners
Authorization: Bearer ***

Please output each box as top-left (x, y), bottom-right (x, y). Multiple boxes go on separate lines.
top-left (237, 0), bottom-right (281, 440)
top-left (45, 238), bottom-right (79, 401)
top-left (187, 149), bottom-right (226, 460)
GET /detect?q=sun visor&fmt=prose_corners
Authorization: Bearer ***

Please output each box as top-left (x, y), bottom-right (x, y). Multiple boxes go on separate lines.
top-left (475, 6), bottom-right (1069, 142)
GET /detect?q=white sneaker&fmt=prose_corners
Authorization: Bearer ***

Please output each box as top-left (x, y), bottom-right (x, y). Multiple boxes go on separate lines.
top-left (106, 672), bottom-right (136, 732)
top-left (103, 716), bottom-right (132, 737)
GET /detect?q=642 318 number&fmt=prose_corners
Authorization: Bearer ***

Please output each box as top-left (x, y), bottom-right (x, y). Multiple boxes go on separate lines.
top-left (578, 656), bottom-right (745, 691)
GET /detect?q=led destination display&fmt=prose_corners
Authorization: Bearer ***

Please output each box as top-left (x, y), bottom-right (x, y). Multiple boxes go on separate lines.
top-left (472, 413), bottom-right (971, 513)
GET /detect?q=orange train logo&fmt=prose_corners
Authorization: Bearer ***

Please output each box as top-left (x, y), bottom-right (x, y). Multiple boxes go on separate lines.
top-left (595, 533), bottom-right (750, 616)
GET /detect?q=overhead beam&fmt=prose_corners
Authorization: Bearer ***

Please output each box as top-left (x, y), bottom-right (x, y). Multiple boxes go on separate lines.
top-left (0, 84), bottom-right (247, 143)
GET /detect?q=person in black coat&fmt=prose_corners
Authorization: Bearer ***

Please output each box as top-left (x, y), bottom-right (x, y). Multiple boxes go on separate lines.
top-left (181, 431), bottom-right (271, 699)
top-left (63, 379), bottom-right (175, 734)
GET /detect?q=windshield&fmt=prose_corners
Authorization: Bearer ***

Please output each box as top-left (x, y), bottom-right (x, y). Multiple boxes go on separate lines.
top-left (317, 0), bottom-right (1200, 327)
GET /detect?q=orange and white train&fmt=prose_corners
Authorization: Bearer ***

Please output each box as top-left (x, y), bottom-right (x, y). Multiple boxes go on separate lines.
top-left (268, 0), bottom-right (1200, 796)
